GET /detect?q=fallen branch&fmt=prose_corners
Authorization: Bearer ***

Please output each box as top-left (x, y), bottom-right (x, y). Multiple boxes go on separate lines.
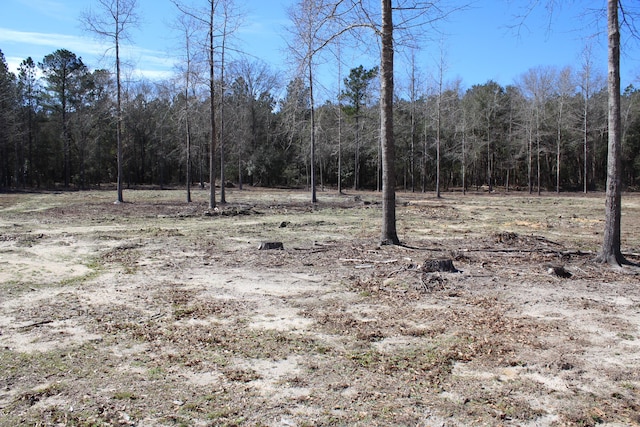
top-left (17, 319), bottom-right (55, 330)
top-left (533, 236), bottom-right (563, 246)
top-left (293, 247), bottom-right (330, 253)
top-left (339, 258), bottom-right (398, 264)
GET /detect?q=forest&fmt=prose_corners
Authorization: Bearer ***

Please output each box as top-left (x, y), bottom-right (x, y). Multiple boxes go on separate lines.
top-left (2, 2), bottom-right (640, 424)
top-left (1, 4), bottom-right (640, 195)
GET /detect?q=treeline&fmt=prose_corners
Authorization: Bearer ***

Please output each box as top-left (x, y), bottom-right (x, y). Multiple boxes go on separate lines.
top-left (1, 47), bottom-right (640, 193)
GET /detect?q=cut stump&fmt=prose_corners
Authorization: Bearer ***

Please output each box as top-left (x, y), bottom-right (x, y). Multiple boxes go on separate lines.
top-left (547, 265), bottom-right (572, 278)
top-left (259, 242), bottom-right (284, 250)
top-left (422, 259), bottom-right (458, 273)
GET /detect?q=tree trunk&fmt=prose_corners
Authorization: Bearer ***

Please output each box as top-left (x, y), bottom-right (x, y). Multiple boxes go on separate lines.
top-left (436, 87), bottom-right (441, 198)
top-left (410, 96), bottom-right (416, 193)
top-left (583, 83), bottom-right (589, 193)
top-left (309, 64), bottom-right (317, 204)
top-left (354, 116), bottom-right (360, 191)
top-left (410, 52), bottom-right (417, 193)
top-left (536, 103), bottom-right (541, 195)
top-left (597, 0), bottom-right (626, 266)
top-left (208, 0), bottom-right (216, 209)
top-left (338, 102), bottom-right (343, 195)
top-left (528, 127), bottom-right (533, 194)
top-left (537, 130), bottom-right (541, 196)
top-left (421, 129), bottom-right (427, 193)
top-left (506, 168), bottom-right (510, 193)
top-left (487, 135), bottom-right (492, 192)
top-left (582, 105), bottom-right (589, 194)
top-left (556, 102), bottom-right (562, 193)
top-left (185, 89), bottom-right (192, 203)
top-left (337, 43), bottom-right (343, 195)
top-left (462, 129), bottom-right (466, 195)
top-left (62, 72), bottom-right (70, 189)
top-left (115, 21), bottom-right (124, 203)
top-left (219, 13), bottom-right (227, 204)
top-left (379, 0), bottom-right (399, 245)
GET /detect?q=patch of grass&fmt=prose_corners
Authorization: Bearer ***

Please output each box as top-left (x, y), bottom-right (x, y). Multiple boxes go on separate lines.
top-left (100, 246), bottom-right (141, 274)
top-left (84, 258), bottom-right (104, 271)
top-left (113, 391), bottom-right (137, 400)
top-left (59, 269), bottom-right (102, 287)
top-left (141, 227), bottom-right (184, 237)
top-left (206, 405), bottom-right (246, 424)
top-left (172, 304), bottom-right (196, 319)
top-left (348, 348), bottom-right (380, 368)
top-left (314, 343), bottom-right (332, 355)
top-left (0, 349), bottom-right (73, 380)
top-left (223, 367), bottom-right (261, 383)
top-left (6, 406), bottom-right (112, 427)
top-left (3, 189), bottom-right (640, 426)
top-left (147, 366), bottom-right (165, 379)
top-left (208, 327), bottom-right (325, 360)
top-left (617, 332), bottom-right (635, 341)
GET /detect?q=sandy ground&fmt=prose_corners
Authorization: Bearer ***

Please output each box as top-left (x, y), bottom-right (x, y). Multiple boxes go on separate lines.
top-left (1, 188), bottom-right (639, 426)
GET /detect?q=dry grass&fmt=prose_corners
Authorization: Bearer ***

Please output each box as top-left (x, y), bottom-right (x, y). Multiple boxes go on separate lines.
top-left (1, 187), bottom-right (639, 426)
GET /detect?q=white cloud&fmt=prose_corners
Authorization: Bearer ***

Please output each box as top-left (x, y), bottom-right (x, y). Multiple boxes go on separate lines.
top-left (0, 28), bottom-right (108, 57)
top-left (0, 27), bottom-right (175, 79)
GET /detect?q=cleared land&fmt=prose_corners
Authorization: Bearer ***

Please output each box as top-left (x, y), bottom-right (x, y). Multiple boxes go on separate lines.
top-left (1, 188), bottom-right (639, 426)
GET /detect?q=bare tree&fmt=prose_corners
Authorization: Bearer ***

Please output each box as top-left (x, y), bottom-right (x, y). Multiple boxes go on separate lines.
top-left (171, 0), bottom-right (244, 208)
top-left (174, 14), bottom-right (203, 203)
top-left (218, 0), bottom-right (243, 204)
top-left (519, 67), bottom-right (554, 195)
top-left (515, 1), bottom-right (638, 265)
top-left (345, 1), bottom-right (466, 243)
top-left (206, 0), bottom-right (217, 209)
top-left (597, 0), bottom-right (626, 266)
top-left (334, 41), bottom-right (345, 194)
top-left (378, 0), bottom-right (399, 244)
top-left (554, 66), bottom-right (573, 193)
top-left (405, 49), bottom-right (420, 193)
top-left (578, 45), bottom-right (597, 193)
top-left (460, 106), bottom-right (467, 195)
top-left (432, 40), bottom-right (448, 199)
top-left (82, 0), bottom-right (140, 204)
top-left (286, 0), bottom-right (338, 203)
top-left (228, 58), bottom-right (279, 188)
top-left (286, 0), bottom-right (465, 240)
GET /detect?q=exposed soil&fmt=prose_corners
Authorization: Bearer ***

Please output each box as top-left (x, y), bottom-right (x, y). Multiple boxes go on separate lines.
top-left (1, 188), bottom-right (639, 426)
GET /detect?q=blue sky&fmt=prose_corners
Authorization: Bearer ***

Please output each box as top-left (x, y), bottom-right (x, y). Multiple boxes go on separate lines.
top-left (1, 0), bottom-right (638, 95)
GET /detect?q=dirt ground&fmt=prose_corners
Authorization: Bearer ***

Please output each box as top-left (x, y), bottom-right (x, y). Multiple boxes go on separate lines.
top-left (0, 187), bottom-right (639, 427)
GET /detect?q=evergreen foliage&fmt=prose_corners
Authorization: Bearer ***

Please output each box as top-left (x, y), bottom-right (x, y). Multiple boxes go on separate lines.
top-left (1, 47), bottom-right (640, 193)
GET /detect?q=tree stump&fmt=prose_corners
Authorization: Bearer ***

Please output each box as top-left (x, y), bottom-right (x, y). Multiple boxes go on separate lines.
top-left (547, 265), bottom-right (572, 278)
top-left (258, 242), bottom-right (284, 250)
top-left (422, 259), bottom-right (458, 273)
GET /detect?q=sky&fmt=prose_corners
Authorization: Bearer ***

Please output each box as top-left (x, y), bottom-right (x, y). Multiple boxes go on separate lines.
top-left (1, 0), bottom-right (639, 97)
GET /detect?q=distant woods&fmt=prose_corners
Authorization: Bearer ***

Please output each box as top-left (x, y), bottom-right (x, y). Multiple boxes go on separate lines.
top-left (1, 46), bottom-right (639, 193)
